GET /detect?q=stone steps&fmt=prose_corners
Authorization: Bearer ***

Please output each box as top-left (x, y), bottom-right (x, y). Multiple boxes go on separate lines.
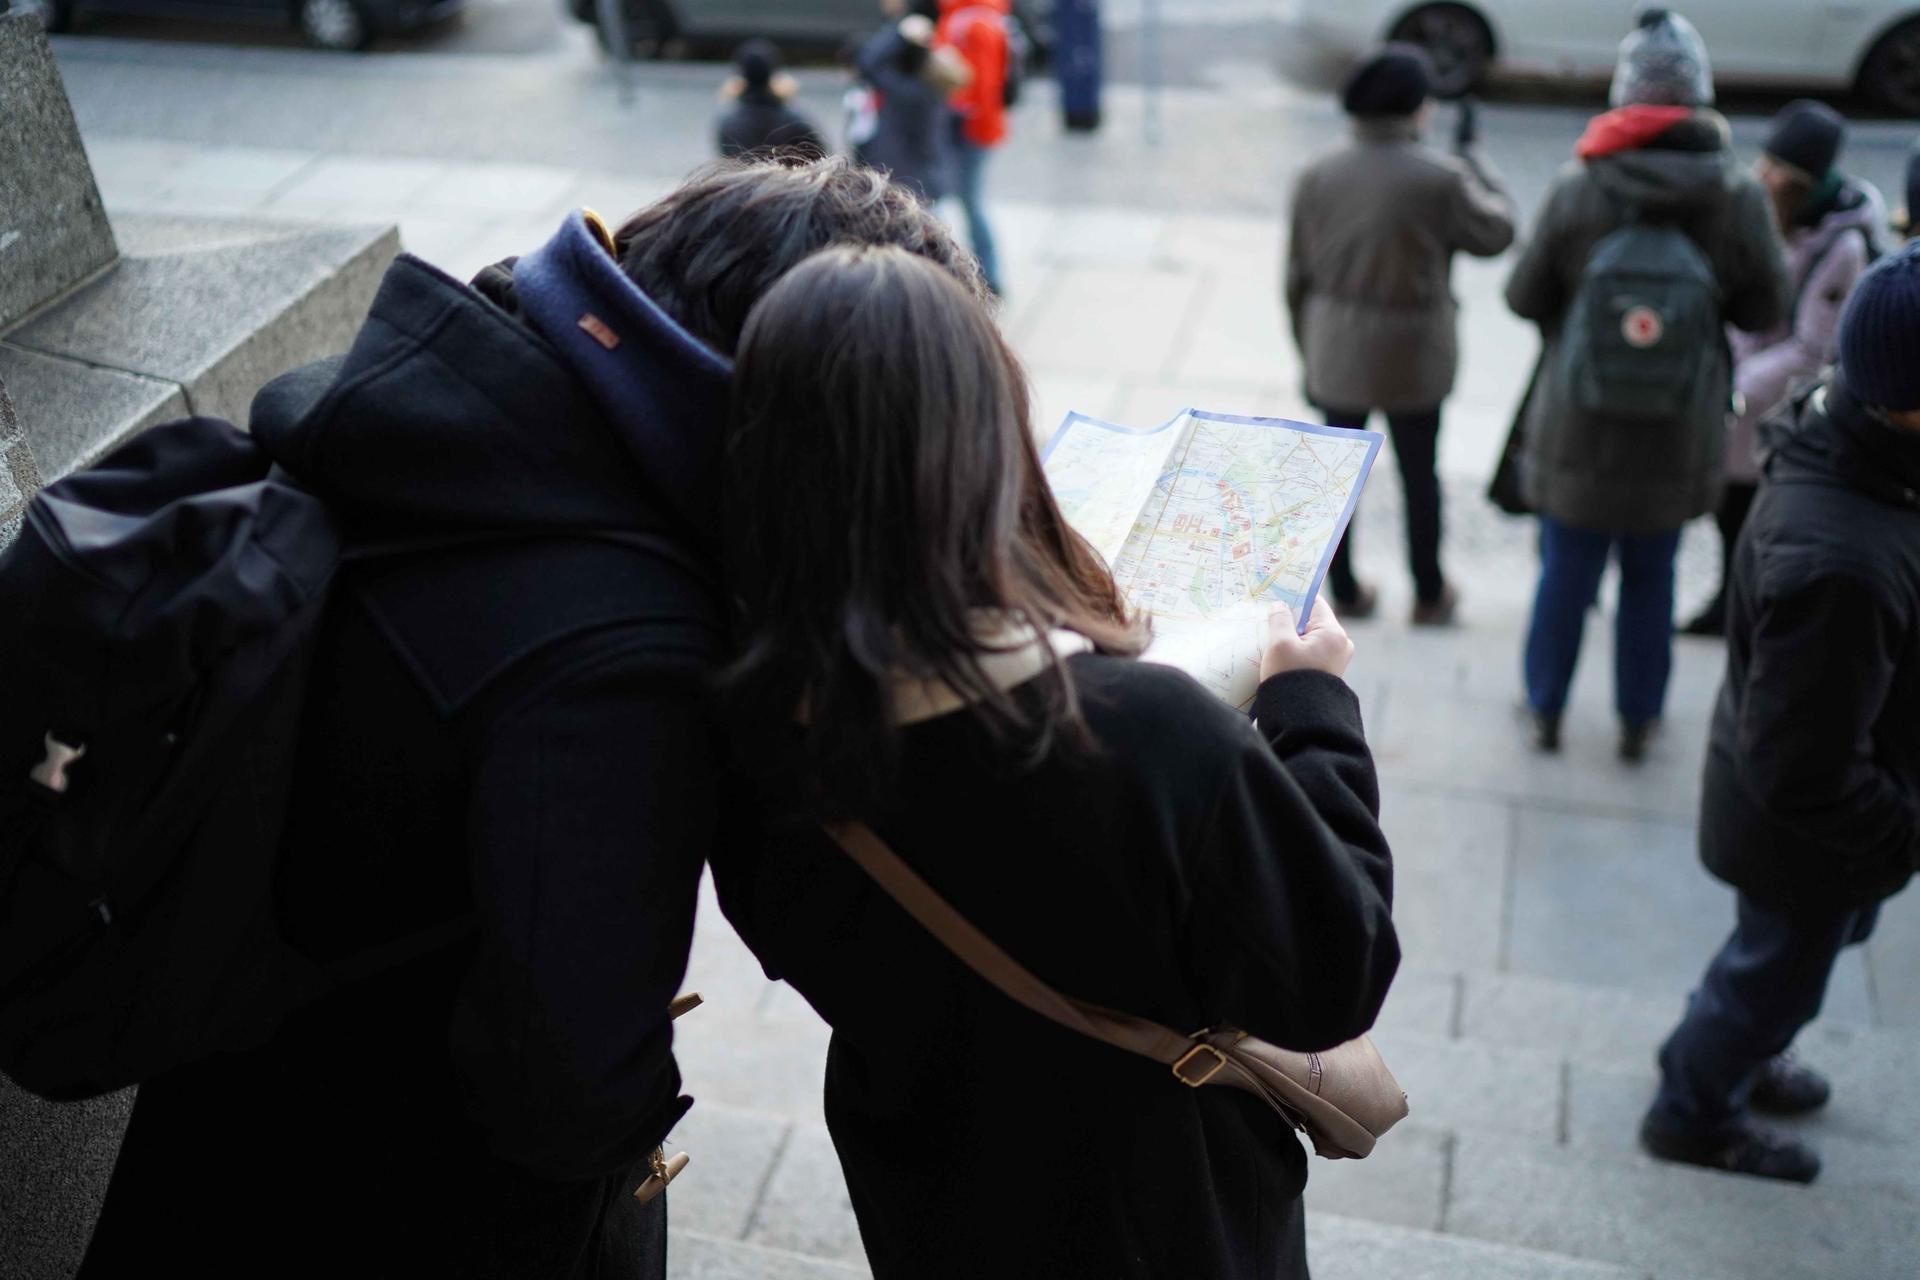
top-left (659, 953), bottom-right (1920, 1279)
top-left (667, 1214), bottom-right (1653, 1280)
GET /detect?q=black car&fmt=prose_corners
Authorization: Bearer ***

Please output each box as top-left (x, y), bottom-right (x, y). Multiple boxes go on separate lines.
top-left (9, 0), bottom-right (461, 50)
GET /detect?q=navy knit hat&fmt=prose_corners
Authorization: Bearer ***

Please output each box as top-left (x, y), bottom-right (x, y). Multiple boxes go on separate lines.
top-left (1837, 242), bottom-right (1920, 412)
top-left (1341, 44), bottom-right (1433, 118)
top-left (1764, 100), bottom-right (1846, 183)
top-left (1610, 7), bottom-right (1713, 108)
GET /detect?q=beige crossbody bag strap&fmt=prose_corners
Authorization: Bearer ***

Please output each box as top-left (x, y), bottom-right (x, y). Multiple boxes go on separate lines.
top-left (821, 820), bottom-right (1234, 1085)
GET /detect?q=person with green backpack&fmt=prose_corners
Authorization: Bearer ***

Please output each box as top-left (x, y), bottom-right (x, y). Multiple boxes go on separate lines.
top-left (1504, 7), bottom-right (1788, 761)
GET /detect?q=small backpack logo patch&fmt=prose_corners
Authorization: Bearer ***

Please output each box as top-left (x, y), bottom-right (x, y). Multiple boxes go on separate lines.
top-left (1622, 306), bottom-right (1665, 349)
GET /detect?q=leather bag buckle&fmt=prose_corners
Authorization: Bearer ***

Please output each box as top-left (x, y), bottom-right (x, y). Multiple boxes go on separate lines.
top-left (1171, 1041), bottom-right (1228, 1087)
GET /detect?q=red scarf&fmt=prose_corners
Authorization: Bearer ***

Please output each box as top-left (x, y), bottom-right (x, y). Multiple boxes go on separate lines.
top-left (1575, 105), bottom-right (1693, 161)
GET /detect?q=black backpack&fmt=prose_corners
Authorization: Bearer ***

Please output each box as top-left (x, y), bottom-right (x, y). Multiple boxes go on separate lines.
top-left (1559, 209), bottom-right (1721, 423)
top-left (0, 416), bottom-right (462, 1100)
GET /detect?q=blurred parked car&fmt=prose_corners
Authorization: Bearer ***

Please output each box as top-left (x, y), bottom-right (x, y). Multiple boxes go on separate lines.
top-left (1284, 0), bottom-right (1920, 114)
top-left (574, 0), bottom-right (1051, 63)
top-left (11, 0), bottom-right (460, 50)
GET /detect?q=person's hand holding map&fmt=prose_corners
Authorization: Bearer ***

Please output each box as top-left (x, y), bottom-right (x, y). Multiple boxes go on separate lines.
top-left (1042, 408), bottom-right (1382, 709)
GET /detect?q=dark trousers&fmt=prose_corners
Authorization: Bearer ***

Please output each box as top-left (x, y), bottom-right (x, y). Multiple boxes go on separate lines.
top-left (1322, 406), bottom-right (1445, 605)
top-left (1522, 516), bottom-right (1680, 723)
top-left (1649, 893), bottom-right (1878, 1135)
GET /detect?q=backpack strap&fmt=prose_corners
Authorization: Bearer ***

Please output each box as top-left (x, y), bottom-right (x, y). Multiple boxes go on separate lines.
top-left (820, 820), bottom-right (1235, 1085)
top-left (1785, 225), bottom-right (1874, 335)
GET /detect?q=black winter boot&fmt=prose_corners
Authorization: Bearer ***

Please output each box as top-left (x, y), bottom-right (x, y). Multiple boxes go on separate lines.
top-left (1749, 1053), bottom-right (1832, 1116)
top-left (1639, 1115), bottom-right (1821, 1184)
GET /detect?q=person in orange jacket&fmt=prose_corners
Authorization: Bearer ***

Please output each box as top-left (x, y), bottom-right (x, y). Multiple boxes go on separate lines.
top-left (937, 0), bottom-right (1012, 293)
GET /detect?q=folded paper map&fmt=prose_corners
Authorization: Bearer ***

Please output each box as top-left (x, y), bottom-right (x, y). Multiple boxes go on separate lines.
top-left (1042, 408), bottom-right (1383, 709)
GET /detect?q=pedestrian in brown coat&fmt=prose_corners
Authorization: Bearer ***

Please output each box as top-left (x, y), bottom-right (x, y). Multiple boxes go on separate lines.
top-left (1285, 44), bottom-right (1515, 625)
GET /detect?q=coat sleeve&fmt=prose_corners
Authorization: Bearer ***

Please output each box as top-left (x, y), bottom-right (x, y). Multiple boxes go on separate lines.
top-left (1737, 233), bottom-right (1864, 424)
top-left (1738, 570), bottom-right (1920, 877)
top-left (1284, 172), bottom-right (1313, 355)
top-left (449, 631), bottom-right (715, 1183)
top-left (1182, 671), bottom-right (1398, 1054)
top-left (1504, 172), bottom-right (1572, 325)
top-left (1722, 181), bottom-right (1792, 336)
top-left (1447, 148), bottom-right (1518, 258)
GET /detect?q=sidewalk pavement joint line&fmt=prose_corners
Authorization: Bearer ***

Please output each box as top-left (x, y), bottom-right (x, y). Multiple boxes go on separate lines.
top-left (1555, 1059), bottom-right (1572, 1147)
top-left (1434, 1129), bottom-right (1458, 1234)
top-left (0, 338), bottom-right (187, 399)
top-left (1446, 971), bottom-right (1465, 1041)
top-left (1496, 799), bottom-right (1520, 975)
top-left (737, 1119), bottom-right (797, 1243)
top-left (256, 152), bottom-right (331, 207)
top-left (1388, 777), bottom-right (1697, 827)
top-left (1860, 932), bottom-right (1885, 1026)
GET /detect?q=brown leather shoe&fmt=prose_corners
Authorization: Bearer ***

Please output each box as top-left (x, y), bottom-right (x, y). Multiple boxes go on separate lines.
top-left (1334, 583), bottom-right (1379, 620)
top-left (1410, 584), bottom-right (1458, 628)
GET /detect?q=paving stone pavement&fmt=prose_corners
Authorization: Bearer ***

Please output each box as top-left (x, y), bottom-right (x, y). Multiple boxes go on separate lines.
top-left (66, 106), bottom-right (1920, 1280)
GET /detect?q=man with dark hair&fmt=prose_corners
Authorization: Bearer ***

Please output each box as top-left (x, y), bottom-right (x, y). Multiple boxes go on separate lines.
top-left (74, 158), bottom-right (982, 1279)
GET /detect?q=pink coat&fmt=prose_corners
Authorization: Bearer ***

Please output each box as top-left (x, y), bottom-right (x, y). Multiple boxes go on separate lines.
top-left (1725, 179), bottom-right (1886, 483)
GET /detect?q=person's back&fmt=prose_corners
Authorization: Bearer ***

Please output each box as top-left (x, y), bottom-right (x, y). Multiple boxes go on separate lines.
top-left (717, 39), bottom-right (828, 161)
top-left (712, 245), bottom-right (1397, 1279)
top-left (1703, 375), bottom-right (1920, 912)
top-left (73, 161), bottom-right (987, 1278)
top-left (1288, 68), bottom-right (1513, 417)
top-left (853, 15), bottom-right (962, 204)
top-left (1507, 105), bottom-right (1786, 531)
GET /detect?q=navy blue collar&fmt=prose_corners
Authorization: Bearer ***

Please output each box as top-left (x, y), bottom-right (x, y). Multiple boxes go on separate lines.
top-left (512, 212), bottom-right (733, 541)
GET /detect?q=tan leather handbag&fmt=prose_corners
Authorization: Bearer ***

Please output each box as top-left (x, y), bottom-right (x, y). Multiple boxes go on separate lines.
top-left (823, 821), bottom-right (1409, 1160)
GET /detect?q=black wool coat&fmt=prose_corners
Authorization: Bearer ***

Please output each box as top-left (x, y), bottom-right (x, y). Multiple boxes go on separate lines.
top-left (1701, 379), bottom-right (1920, 913)
top-left (76, 253), bottom-right (728, 1279)
top-left (712, 662), bottom-right (1399, 1280)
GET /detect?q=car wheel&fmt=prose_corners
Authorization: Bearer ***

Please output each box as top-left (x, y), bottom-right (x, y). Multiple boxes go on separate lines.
top-left (11, 0), bottom-right (73, 32)
top-left (1390, 3), bottom-right (1494, 100)
top-left (1860, 19), bottom-right (1920, 117)
top-left (298, 0), bottom-right (373, 50)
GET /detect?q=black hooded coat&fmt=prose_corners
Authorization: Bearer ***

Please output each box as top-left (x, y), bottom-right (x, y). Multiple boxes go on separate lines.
top-left (1700, 379), bottom-right (1920, 914)
top-left (76, 229), bottom-right (731, 1278)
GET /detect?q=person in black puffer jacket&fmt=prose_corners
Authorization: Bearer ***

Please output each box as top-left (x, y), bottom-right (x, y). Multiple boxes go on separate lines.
top-left (1641, 247), bottom-right (1920, 1186)
top-left (73, 159), bottom-right (983, 1280)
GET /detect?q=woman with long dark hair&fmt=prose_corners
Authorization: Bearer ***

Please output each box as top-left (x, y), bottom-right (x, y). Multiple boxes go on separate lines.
top-left (713, 245), bottom-right (1398, 1278)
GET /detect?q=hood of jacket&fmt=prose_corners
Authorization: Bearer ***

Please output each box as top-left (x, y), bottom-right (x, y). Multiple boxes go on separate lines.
top-left (251, 214), bottom-right (732, 550)
top-left (1793, 176), bottom-right (1887, 261)
top-left (939, 0), bottom-right (1009, 15)
top-left (1770, 377), bottom-right (1920, 512)
top-left (1580, 108), bottom-right (1735, 213)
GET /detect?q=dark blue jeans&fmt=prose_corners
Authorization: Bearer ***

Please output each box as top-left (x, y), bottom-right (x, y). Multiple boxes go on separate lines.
top-left (1523, 516), bottom-right (1680, 723)
top-left (952, 133), bottom-right (1001, 292)
top-left (1649, 893), bottom-right (1879, 1135)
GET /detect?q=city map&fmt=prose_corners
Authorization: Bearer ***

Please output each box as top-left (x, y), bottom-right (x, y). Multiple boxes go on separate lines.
top-left (1042, 409), bottom-right (1382, 708)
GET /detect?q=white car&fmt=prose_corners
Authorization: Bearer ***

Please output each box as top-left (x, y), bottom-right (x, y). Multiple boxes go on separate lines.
top-left (1283, 0), bottom-right (1920, 115)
